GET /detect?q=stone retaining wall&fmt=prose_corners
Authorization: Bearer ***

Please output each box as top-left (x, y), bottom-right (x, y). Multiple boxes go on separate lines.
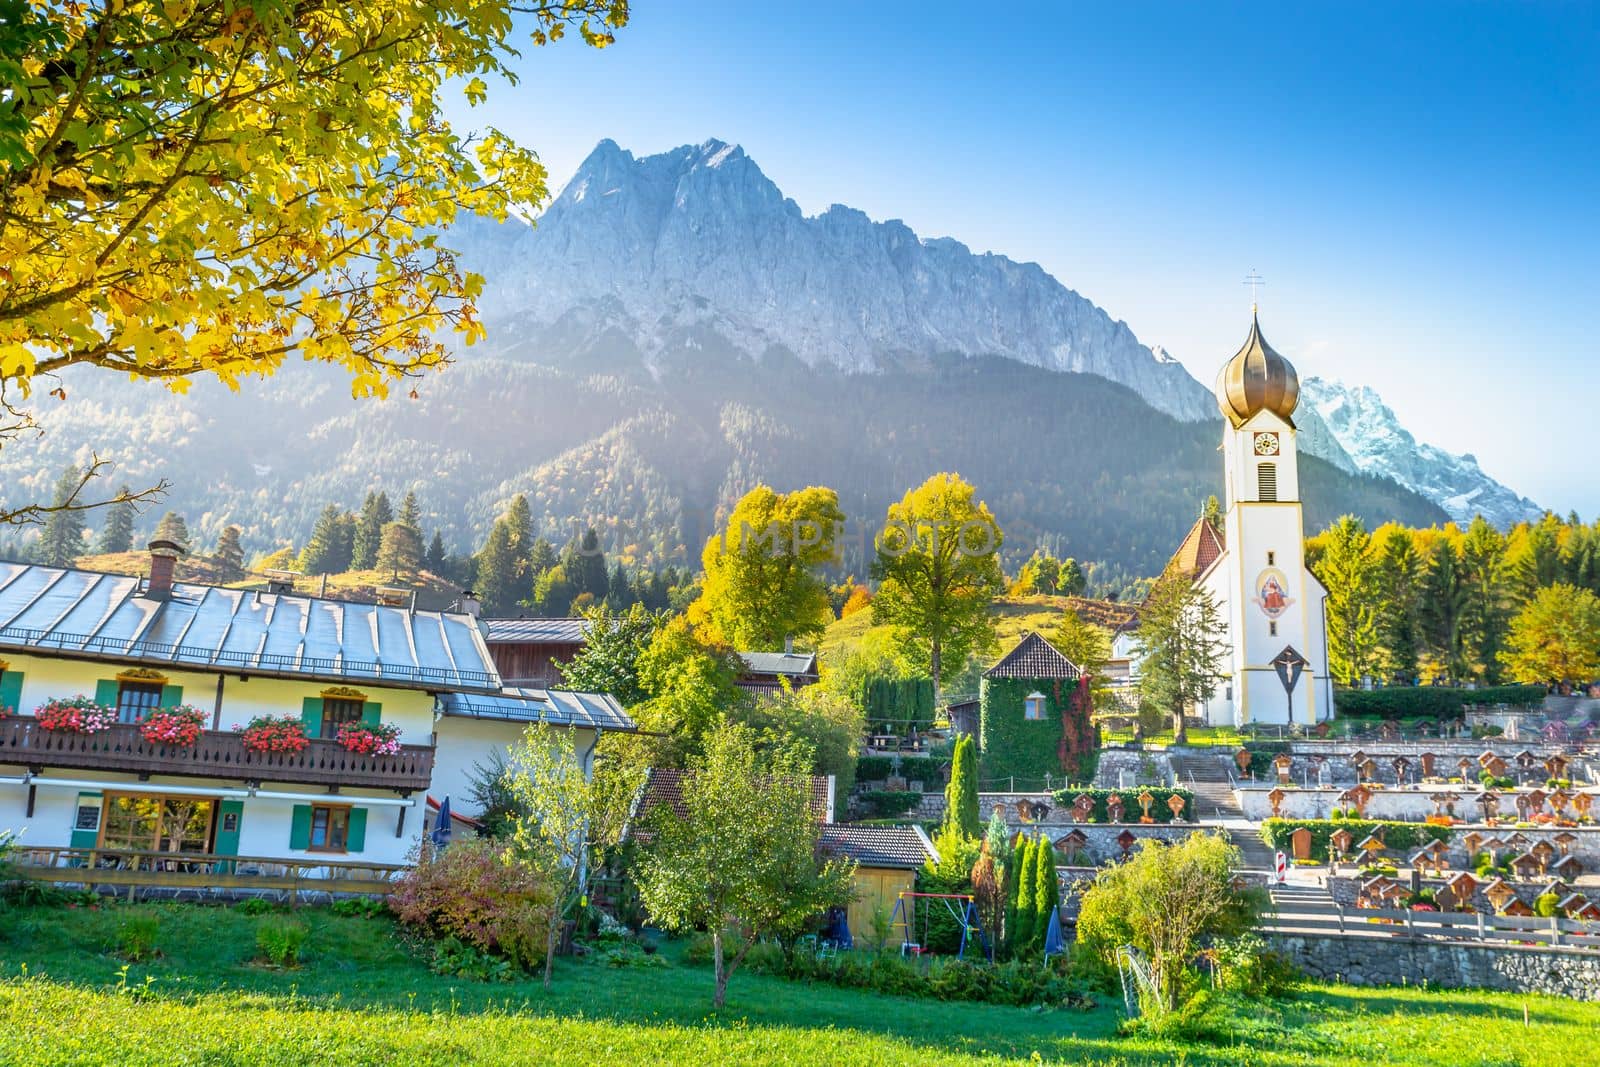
top-left (1269, 933), bottom-right (1600, 1001)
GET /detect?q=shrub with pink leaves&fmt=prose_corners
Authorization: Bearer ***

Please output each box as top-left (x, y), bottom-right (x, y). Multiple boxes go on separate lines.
top-left (389, 838), bottom-right (554, 970)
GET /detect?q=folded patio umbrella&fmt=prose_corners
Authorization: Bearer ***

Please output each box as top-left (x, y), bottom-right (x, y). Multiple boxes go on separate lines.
top-left (1042, 904), bottom-right (1064, 959)
top-left (430, 796), bottom-right (453, 852)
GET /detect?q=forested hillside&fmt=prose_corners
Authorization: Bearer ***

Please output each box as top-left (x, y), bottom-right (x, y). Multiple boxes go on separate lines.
top-left (1, 347), bottom-right (1446, 576)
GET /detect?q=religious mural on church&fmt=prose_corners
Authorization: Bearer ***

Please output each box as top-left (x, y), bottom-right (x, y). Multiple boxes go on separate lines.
top-left (1252, 567), bottom-right (1294, 618)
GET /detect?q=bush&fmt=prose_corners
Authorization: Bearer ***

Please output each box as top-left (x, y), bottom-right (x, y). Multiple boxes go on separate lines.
top-left (1536, 893), bottom-right (1560, 918)
top-left (329, 896), bottom-right (389, 919)
top-left (1334, 685), bottom-right (1544, 720)
top-left (857, 790), bottom-right (923, 817)
top-left (430, 936), bottom-right (515, 981)
top-left (233, 897), bottom-right (274, 916)
top-left (854, 756), bottom-right (895, 782)
top-left (256, 917), bottom-right (308, 967)
top-left (1047, 787), bottom-right (1195, 823)
top-left (389, 838), bottom-right (554, 970)
top-left (1260, 818), bottom-right (1451, 862)
top-left (115, 914), bottom-right (161, 962)
top-left (741, 943), bottom-right (1095, 1009)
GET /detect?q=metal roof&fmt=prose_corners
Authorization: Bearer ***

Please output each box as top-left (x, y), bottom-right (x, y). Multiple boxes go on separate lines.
top-left (484, 617), bottom-right (590, 643)
top-left (738, 651), bottom-right (818, 676)
top-left (819, 824), bottom-right (938, 869)
top-left (436, 687), bottom-right (635, 732)
top-left (0, 562), bottom-right (500, 691)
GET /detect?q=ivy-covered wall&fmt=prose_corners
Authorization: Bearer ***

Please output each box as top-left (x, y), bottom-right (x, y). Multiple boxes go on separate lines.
top-left (979, 675), bottom-right (1092, 788)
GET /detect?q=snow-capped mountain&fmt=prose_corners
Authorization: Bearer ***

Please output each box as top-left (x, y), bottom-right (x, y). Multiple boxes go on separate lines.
top-left (1302, 377), bottom-right (1542, 527)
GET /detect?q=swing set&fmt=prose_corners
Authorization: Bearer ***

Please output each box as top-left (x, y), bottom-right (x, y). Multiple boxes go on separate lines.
top-left (888, 892), bottom-right (992, 961)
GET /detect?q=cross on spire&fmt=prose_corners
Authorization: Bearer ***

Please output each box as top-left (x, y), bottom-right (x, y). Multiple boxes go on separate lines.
top-left (1243, 270), bottom-right (1265, 313)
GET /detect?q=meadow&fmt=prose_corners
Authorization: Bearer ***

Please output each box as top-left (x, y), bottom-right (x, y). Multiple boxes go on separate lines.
top-left (0, 902), bottom-right (1595, 1066)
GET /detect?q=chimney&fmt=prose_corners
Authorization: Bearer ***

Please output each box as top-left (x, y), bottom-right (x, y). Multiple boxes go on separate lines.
top-left (262, 569), bottom-right (298, 596)
top-left (784, 635), bottom-right (794, 655)
top-left (145, 539), bottom-right (184, 600)
top-left (455, 589), bottom-right (481, 619)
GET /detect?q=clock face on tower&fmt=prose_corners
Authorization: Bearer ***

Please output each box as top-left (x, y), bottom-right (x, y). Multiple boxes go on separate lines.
top-left (1253, 432), bottom-right (1281, 457)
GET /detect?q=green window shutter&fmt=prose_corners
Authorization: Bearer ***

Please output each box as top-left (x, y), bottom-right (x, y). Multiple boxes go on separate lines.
top-left (159, 684), bottom-right (183, 708)
top-left (0, 670), bottom-right (22, 713)
top-left (300, 697), bottom-right (324, 737)
top-left (289, 805), bottom-right (312, 851)
top-left (346, 808), bottom-right (368, 853)
top-left (214, 800), bottom-right (244, 857)
top-left (94, 679), bottom-right (119, 708)
top-left (361, 701), bottom-right (382, 726)
top-left (69, 792), bottom-right (103, 849)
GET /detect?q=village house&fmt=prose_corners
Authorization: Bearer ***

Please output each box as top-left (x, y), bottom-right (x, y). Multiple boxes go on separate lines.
top-left (0, 546), bottom-right (631, 888)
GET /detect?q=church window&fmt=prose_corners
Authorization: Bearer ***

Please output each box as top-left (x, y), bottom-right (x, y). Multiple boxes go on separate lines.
top-left (1258, 463), bottom-right (1278, 501)
top-left (1023, 693), bottom-right (1046, 720)
top-left (1269, 621), bottom-right (1278, 636)
top-left (1267, 551), bottom-right (1275, 566)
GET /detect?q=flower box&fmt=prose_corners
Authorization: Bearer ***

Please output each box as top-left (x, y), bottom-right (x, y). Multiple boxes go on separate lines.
top-left (237, 715), bottom-right (310, 754)
top-left (335, 720), bottom-right (401, 756)
top-left (139, 704), bottom-right (208, 746)
top-left (35, 697), bottom-right (116, 734)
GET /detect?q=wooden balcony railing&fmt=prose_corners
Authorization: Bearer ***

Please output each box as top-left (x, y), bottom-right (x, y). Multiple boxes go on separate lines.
top-left (0, 718), bottom-right (432, 791)
top-left (11, 846), bottom-right (404, 902)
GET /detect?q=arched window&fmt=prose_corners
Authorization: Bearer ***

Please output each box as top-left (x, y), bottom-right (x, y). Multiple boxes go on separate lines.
top-left (1258, 462), bottom-right (1278, 502)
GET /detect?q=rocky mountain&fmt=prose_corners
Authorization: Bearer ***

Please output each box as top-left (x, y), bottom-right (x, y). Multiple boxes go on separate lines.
top-left (3, 137), bottom-right (1509, 572)
top-left (1301, 378), bottom-right (1543, 528)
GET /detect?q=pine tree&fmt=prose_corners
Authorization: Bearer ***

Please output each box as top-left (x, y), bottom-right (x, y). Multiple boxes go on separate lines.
top-left (1372, 527), bottom-right (1422, 683)
top-left (941, 735), bottom-right (981, 842)
top-left (94, 487), bottom-right (136, 554)
top-left (299, 505), bottom-right (348, 575)
top-left (214, 525), bottom-right (246, 581)
top-left (352, 491), bottom-right (392, 570)
top-left (528, 536), bottom-right (558, 577)
top-left (1316, 515), bottom-right (1379, 686)
top-left (475, 520), bottom-right (518, 614)
top-left (1000, 836), bottom-right (1020, 957)
top-left (1033, 838), bottom-right (1061, 949)
top-left (606, 561), bottom-right (631, 606)
top-left (574, 527), bottom-right (608, 600)
top-left (376, 520), bottom-right (423, 578)
top-left (1460, 517), bottom-right (1511, 683)
top-left (1012, 838), bottom-right (1038, 951)
top-left (1420, 537), bottom-right (1470, 681)
top-left (38, 466), bottom-right (87, 566)
top-left (424, 531), bottom-right (448, 573)
top-left (398, 491), bottom-right (422, 535)
top-left (153, 510), bottom-right (190, 548)
top-left (505, 495), bottom-right (533, 562)
top-left (1201, 494), bottom-right (1223, 533)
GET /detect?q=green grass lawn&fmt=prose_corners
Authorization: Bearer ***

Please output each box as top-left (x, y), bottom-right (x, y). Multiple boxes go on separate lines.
top-left (1, 902), bottom-right (1596, 1065)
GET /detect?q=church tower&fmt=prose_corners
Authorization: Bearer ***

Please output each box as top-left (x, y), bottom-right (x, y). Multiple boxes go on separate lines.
top-left (1202, 310), bottom-right (1330, 726)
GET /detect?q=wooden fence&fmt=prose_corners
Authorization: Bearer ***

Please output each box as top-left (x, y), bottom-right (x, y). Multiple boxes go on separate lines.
top-left (1259, 902), bottom-right (1600, 951)
top-left (9, 846), bottom-right (405, 904)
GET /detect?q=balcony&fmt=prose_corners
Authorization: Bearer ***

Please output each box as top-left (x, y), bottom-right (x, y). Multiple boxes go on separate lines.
top-left (0, 718), bottom-right (433, 792)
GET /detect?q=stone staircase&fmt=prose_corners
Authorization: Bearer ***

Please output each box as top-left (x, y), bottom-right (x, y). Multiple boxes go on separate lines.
top-left (1170, 753), bottom-right (1241, 819)
top-left (1264, 882), bottom-right (1342, 932)
top-left (1228, 826), bottom-right (1278, 872)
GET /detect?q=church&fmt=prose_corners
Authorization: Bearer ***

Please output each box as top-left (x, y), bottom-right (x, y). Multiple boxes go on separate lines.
top-left (1126, 310), bottom-right (1334, 728)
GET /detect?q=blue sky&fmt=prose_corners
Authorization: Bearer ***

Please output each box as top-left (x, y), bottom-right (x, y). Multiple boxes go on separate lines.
top-left (457, 2), bottom-right (1599, 518)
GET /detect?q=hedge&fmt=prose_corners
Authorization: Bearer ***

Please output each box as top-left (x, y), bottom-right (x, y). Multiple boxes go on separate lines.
top-left (1334, 685), bottom-right (1545, 720)
top-left (1259, 818), bottom-right (1452, 862)
top-left (862, 677), bottom-right (936, 735)
top-left (1046, 787), bottom-right (1194, 823)
top-left (855, 756), bottom-right (895, 782)
top-left (856, 791), bottom-right (923, 818)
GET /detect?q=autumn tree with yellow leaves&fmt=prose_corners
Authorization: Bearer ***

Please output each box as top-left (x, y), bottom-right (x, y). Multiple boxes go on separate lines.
top-left (0, 0), bottom-right (627, 520)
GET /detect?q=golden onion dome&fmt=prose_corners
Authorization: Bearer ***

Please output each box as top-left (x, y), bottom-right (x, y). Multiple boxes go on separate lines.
top-left (1215, 311), bottom-right (1299, 427)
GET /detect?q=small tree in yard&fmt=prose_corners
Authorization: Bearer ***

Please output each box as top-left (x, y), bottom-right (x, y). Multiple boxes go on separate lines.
top-left (505, 723), bottom-right (596, 989)
top-left (941, 735), bottom-right (981, 842)
top-left (634, 724), bottom-right (855, 1008)
top-left (1075, 833), bottom-right (1262, 1014)
top-left (1136, 570), bottom-right (1227, 744)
